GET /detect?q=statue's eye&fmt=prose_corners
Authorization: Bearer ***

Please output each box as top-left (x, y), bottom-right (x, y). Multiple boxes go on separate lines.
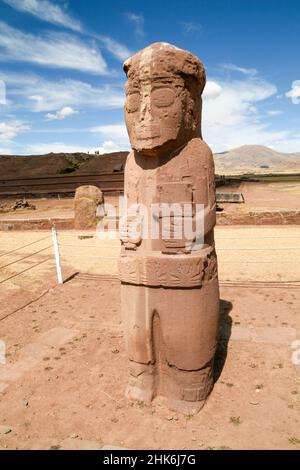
top-left (152, 88), bottom-right (175, 107)
top-left (126, 93), bottom-right (140, 112)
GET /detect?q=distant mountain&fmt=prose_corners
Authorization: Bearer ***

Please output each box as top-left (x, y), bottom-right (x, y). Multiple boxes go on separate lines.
top-left (0, 151), bottom-right (128, 179)
top-left (1, 145), bottom-right (300, 179)
top-left (213, 145), bottom-right (300, 175)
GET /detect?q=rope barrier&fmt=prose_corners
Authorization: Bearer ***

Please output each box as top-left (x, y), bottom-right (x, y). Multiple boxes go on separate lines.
top-left (58, 233), bottom-right (300, 241)
top-left (0, 234), bottom-right (51, 259)
top-left (55, 232), bottom-right (99, 237)
top-left (220, 280), bottom-right (300, 286)
top-left (60, 254), bottom-right (118, 260)
top-left (0, 245), bottom-right (52, 270)
top-left (220, 260), bottom-right (297, 263)
top-left (217, 247), bottom-right (300, 251)
top-left (215, 235), bottom-right (300, 240)
top-left (0, 227), bottom-right (299, 286)
top-left (0, 257), bottom-right (51, 285)
top-left (59, 244), bottom-right (119, 248)
top-left (58, 244), bottom-right (300, 251)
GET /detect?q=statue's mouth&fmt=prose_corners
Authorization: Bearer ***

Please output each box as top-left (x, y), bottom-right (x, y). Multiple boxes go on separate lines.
top-left (134, 124), bottom-right (160, 140)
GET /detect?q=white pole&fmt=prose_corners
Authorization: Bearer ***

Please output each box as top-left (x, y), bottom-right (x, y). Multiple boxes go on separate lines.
top-left (51, 227), bottom-right (63, 284)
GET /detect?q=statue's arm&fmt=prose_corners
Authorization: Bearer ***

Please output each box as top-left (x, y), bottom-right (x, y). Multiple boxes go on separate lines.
top-left (191, 141), bottom-right (216, 239)
top-left (120, 151), bottom-right (142, 248)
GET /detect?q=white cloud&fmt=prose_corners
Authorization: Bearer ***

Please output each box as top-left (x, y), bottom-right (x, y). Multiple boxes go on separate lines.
top-left (0, 147), bottom-right (12, 154)
top-left (1, 0), bottom-right (82, 31)
top-left (0, 120), bottom-right (30, 141)
top-left (23, 125), bottom-right (130, 157)
top-left (286, 80), bottom-right (300, 104)
top-left (180, 21), bottom-right (202, 36)
top-left (201, 77), bottom-right (300, 152)
top-left (267, 137), bottom-right (300, 153)
top-left (0, 71), bottom-right (38, 85)
top-left (249, 105), bottom-right (258, 114)
top-left (3, 73), bottom-right (125, 112)
top-left (126, 12), bottom-right (145, 37)
top-left (2, 1), bottom-right (132, 63)
top-left (22, 140), bottom-right (129, 155)
top-left (27, 80), bottom-right (124, 112)
top-left (90, 124), bottom-right (130, 153)
top-left (95, 35), bottom-right (132, 62)
top-left (98, 140), bottom-right (126, 154)
top-left (45, 106), bottom-right (78, 121)
top-left (24, 142), bottom-right (92, 154)
top-left (222, 63), bottom-right (258, 76)
top-left (0, 21), bottom-right (107, 74)
top-left (267, 110), bottom-right (283, 116)
top-left (0, 79), bottom-right (6, 104)
top-left (90, 124), bottom-right (128, 140)
top-left (203, 78), bottom-right (276, 128)
top-left (203, 81), bottom-right (222, 100)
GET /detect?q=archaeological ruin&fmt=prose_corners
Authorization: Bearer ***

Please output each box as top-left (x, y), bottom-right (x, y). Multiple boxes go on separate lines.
top-left (119, 42), bottom-right (220, 413)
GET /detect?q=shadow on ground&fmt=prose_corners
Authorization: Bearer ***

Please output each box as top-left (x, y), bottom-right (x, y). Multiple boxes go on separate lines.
top-left (213, 298), bottom-right (233, 383)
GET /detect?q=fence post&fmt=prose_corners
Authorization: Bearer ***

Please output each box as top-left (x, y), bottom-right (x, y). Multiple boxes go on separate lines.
top-left (0, 340), bottom-right (6, 365)
top-left (51, 227), bottom-right (63, 284)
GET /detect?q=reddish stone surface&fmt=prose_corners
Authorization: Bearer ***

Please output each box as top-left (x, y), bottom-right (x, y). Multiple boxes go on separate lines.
top-left (74, 185), bottom-right (104, 230)
top-left (119, 42), bottom-right (220, 412)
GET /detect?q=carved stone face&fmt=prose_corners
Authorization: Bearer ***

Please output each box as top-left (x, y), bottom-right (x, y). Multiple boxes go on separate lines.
top-left (125, 76), bottom-right (193, 156)
top-left (124, 43), bottom-right (205, 157)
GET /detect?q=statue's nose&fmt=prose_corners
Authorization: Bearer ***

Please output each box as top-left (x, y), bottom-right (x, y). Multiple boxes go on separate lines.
top-left (139, 95), bottom-right (152, 122)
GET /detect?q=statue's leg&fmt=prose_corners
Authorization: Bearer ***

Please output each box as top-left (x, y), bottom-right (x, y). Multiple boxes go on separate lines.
top-left (156, 277), bottom-right (220, 413)
top-left (121, 283), bottom-right (155, 403)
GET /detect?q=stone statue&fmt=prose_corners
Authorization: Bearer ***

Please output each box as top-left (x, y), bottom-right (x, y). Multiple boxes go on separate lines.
top-left (119, 42), bottom-right (220, 413)
top-left (74, 185), bottom-right (104, 230)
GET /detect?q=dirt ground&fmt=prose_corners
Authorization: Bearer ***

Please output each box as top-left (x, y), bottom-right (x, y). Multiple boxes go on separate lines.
top-left (0, 227), bottom-right (299, 450)
top-left (219, 181), bottom-right (300, 213)
top-left (0, 279), bottom-right (299, 450)
top-left (1, 181), bottom-right (300, 222)
top-left (0, 195), bottom-right (122, 222)
top-left (0, 197), bottom-right (75, 221)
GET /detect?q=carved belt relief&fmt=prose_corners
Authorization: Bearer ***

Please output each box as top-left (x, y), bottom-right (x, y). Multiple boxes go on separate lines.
top-left (119, 250), bottom-right (218, 287)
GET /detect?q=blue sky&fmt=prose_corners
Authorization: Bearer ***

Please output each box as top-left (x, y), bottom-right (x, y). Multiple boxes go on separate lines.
top-left (0, 0), bottom-right (299, 155)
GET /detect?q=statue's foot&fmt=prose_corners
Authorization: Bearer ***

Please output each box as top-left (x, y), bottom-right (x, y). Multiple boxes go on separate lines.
top-left (157, 374), bottom-right (213, 415)
top-left (163, 397), bottom-right (206, 415)
top-left (125, 384), bottom-right (154, 403)
top-left (126, 362), bottom-right (155, 404)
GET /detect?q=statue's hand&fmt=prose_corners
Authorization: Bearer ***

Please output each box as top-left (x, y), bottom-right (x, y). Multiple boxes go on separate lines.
top-left (120, 214), bottom-right (143, 246)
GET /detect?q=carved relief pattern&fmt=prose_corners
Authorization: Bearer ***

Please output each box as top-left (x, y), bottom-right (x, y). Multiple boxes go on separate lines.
top-left (119, 248), bottom-right (217, 287)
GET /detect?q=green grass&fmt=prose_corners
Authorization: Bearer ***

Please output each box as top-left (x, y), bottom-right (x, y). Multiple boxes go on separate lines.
top-left (230, 416), bottom-right (241, 425)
